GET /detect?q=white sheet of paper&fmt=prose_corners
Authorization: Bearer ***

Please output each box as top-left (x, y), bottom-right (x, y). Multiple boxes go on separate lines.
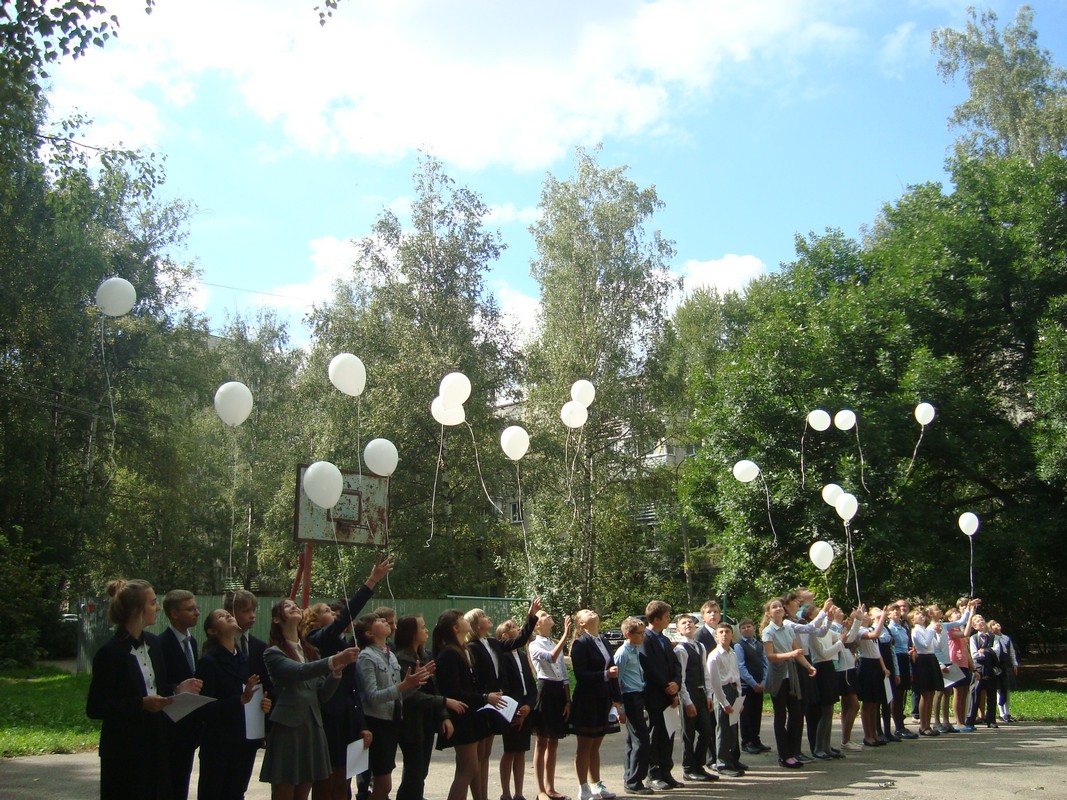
top-left (884, 676), bottom-right (894, 703)
top-left (728, 691), bottom-right (745, 726)
top-left (480, 694), bottom-right (519, 723)
top-left (243, 684), bottom-right (265, 739)
top-left (162, 691), bottom-right (214, 723)
top-left (665, 704), bottom-right (680, 739)
top-left (942, 664), bottom-right (966, 687)
top-left (608, 706), bottom-right (619, 723)
top-left (346, 739), bottom-right (369, 779)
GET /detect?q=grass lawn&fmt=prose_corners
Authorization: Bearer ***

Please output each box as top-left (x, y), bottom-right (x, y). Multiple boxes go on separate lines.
top-left (0, 666), bottom-right (99, 757)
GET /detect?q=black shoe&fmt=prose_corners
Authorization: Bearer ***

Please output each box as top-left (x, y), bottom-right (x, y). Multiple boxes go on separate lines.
top-left (682, 773), bottom-right (708, 783)
top-left (741, 744), bottom-right (763, 755)
top-left (796, 753), bottom-right (814, 763)
top-left (646, 780), bottom-right (670, 791)
top-left (918, 728), bottom-right (939, 737)
top-left (698, 770), bottom-right (718, 782)
top-left (812, 751), bottom-right (833, 760)
top-left (625, 787), bottom-right (654, 796)
top-left (896, 729), bottom-right (919, 740)
top-left (734, 761), bottom-right (749, 771)
top-left (757, 743), bottom-right (772, 752)
top-left (665, 779), bottom-right (684, 790)
top-left (778, 758), bottom-right (803, 769)
top-left (715, 766), bottom-right (744, 778)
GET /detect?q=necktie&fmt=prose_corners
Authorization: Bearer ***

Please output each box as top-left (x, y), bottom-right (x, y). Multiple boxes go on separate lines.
top-left (183, 636), bottom-right (195, 672)
top-left (240, 632), bottom-right (248, 657)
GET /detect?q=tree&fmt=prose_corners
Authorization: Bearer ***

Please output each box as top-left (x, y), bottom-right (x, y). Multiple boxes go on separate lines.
top-left (933, 5), bottom-right (1067, 165)
top-left (520, 146), bottom-right (677, 611)
top-left (299, 154), bottom-right (519, 598)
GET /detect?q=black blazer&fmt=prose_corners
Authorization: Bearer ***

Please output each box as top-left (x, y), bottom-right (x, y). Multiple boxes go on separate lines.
top-left (640, 629), bottom-right (682, 711)
top-left (158, 627), bottom-right (202, 746)
top-left (86, 630), bottom-right (175, 797)
top-left (245, 633), bottom-right (272, 705)
top-left (499, 647), bottom-right (538, 709)
top-left (195, 645), bottom-right (252, 748)
top-left (695, 625), bottom-right (717, 656)
top-left (570, 633), bottom-right (622, 704)
top-left (308, 583), bottom-right (375, 719)
top-left (469, 613), bottom-right (537, 695)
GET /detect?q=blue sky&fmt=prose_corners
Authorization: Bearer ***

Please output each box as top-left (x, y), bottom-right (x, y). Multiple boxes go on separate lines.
top-left (47, 0), bottom-right (1067, 345)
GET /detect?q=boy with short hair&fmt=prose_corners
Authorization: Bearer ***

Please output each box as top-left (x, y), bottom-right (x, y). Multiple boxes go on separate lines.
top-left (615, 618), bottom-right (652, 795)
top-left (706, 622), bottom-right (745, 777)
top-left (672, 615), bottom-right (717, 783)
top-left (640, 600), bottom-right (683, 790)
top-left (733, 618), bottom-right (770, 754)
top-left (159, 589), bottom-right (202, 800)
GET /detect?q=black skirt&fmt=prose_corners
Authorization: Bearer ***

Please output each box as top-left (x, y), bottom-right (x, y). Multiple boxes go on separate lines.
top-left (532, 680), bottom-right (569, 739)
top-left (912, 653), bottom-right (944, 694)
top-left (812, 660), bottom-right (840, 706)
top-left (837, 667), bottom-right (858, 697)
top-left (857, 657), bottom-right (887, 704)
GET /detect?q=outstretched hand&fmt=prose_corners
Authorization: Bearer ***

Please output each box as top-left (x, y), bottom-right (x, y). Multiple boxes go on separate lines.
top-left (529, 597), bottom-right (543, 617)
top-left (370, 554), bottom-right (395, 584)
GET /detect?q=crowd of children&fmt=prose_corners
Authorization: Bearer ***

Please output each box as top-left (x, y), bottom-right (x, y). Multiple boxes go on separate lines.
top-left (86, 567), bottom-right (1021, 800)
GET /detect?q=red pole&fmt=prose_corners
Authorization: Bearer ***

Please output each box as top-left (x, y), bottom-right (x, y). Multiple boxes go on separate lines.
top-left (301, 543), bottom-right (313, 608)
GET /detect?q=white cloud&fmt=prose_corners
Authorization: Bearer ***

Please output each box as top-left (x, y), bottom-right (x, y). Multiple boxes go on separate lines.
top-left (484, 203), bottom-right (542, 226)
top-left (878, 22), bottom-right (925, 79)
top-left (47, 0), bottom-right (862, 169)
top-left (256, 235), bottom-right (359, 314)
top-left (496, 283), bottom-right (541, 345)
top-left (682, 254), bottom-right (767, 296)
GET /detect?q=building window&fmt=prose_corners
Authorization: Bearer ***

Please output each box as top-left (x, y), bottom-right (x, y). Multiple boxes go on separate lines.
top-left (510, 502), bottom-right (524, 524)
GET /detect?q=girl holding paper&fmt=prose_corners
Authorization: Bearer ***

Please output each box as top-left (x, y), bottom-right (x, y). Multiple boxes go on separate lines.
top-left (86, 578), bottom-right (202, 800)
top-left (196, 608), bottom-right (272, 800)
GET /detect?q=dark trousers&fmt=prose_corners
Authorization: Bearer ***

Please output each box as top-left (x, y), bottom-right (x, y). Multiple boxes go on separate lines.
top-left (396, 734), bottom-right (434, 800)
top-left (680, 688), bottom-right (713, 773)
top-left (739, 686), bottom-right (764, 748)
top-left (892, 654), bottom-right (912, 730)
top-left (965, 674), bottom-right (998, 725)
top-left (713, 685), bottom-right (740, 768)
top-left (198, 740), bottom-right (259, 800)
top-left (770, 682), bottom-right (802, 760)
top-left (622, 693), bottom-right (651, 789)
top-left (169, 741), bottom-right (196, 800)
top-left (645, 697), bottom-right (675, 782)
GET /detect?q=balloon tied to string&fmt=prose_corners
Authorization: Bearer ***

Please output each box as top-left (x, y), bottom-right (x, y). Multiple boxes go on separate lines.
top-left (733, 459), bottom-right (778, 546)
top-left (959, 512), bottom-right (979, 597)
top-left (903, 402), bottom-right (936, 484)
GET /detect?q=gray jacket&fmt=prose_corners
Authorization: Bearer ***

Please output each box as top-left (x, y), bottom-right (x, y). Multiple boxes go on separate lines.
top-left (263, 645), bottom-right (340, 728)
top-left (357, 644), bottom-right (418, 720)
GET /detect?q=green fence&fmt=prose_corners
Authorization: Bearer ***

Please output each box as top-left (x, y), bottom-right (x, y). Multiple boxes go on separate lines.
top-left (76, 593), bottom-right (532, 673)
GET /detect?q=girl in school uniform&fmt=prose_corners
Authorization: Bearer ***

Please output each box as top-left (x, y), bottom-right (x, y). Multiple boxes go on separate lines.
top-left (356, 613), bottom-right (433, 800)
top-left (569, 610), bottom-right (623, 800)
top-left (908, 607), bottom-right (944, 736)
top-left (855, 606), bottom-right (890, 748)
top-left (433, 609), bottom-right (505, 800)
top-left (831, 606), bottom-right (862, 751)
top-left (761, 598), bottom-right (816, 769)
top-left (529, 609), bottom-right (573, 800)
top-left (86, 578), bottom-right (202, 800)
top-left (807, 605), bottom-right (846, 759)
top-left (497, 619), bottom-right (539, 800)
top-left (259, 598), bottom-right (360, 800)
top-left (195, 608), bottom-right (273, 800)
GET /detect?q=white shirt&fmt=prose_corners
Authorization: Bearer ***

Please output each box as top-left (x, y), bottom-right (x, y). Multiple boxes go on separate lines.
top-left (131, 640), bottom-right (158, 696)
top-left (529, 635), bottom-right (567, 681)
top-left (706, 644), bottom-right (741, 709)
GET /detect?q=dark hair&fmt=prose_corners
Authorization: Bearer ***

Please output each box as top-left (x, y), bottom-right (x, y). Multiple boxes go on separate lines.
top-left (645, 600), bottom-right (671, 623)
top-left (267, 599), bottom-right (320, 662)
top-left (353, 613), bottom-right (381, 646)
top-left (105, 579), bottom-right (153, 627)
top-left (432, 609), bottom-right (466, 658)
top-left (201, 608), bottom-right (228, 655)
top-left (395, 614), bottom-right (423, 654)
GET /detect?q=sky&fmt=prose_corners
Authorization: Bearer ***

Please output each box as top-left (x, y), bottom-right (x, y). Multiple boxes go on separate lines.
top-left (46, 0), bottom-right (1067, 346)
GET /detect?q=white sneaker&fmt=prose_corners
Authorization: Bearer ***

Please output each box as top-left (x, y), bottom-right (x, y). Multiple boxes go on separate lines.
top-left (596, 782), bottom-right (617, 800)
top-left (579, 785), bottom-right (601, 800)
top-left (841, 741), bottom-right (863, 752)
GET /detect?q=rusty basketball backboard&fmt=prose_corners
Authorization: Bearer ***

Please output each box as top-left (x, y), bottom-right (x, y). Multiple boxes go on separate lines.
top-left (293, 464), bottom-right (389, 547)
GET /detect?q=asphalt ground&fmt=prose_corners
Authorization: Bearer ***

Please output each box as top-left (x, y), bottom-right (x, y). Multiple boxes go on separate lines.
top-left (1, 717), bottom-right (1064, 800)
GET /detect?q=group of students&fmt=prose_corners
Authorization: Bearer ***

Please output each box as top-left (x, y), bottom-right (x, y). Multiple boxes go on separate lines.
top-left (86, 565), bottom-right (1019, 800)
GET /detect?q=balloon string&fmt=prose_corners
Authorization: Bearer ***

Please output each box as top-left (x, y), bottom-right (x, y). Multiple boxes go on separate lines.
top-left (465, 421), bottom-right (501, 513)
top-left (855, 421), bottom-right (869, 494)
top-left (822, 568), bottom-right (832, 600)
top-left (569, 425), bottom-right (586, 522)
top-left (845, 521), bottom-right (862, 607)
top-left (842, 523), bottom-right (853, 606)
top-left (800, 422), bottom-right (808, 488)
top-left (758, 471), bottom-right (778, 546)
top-left (98, 318), bottom-right (118, 484)
top-left (425, 428), bottom-right (444, 548)
top-left (902, 425), bottom-right (925, 485)
top-left (228, 427), bottom-right (238, 578)
top-left (329, 515), bottom-right (351, 613)
top-left (516, 463), bottom-right (533, 575)
top-left (969, 535), bottom-right (975, 598)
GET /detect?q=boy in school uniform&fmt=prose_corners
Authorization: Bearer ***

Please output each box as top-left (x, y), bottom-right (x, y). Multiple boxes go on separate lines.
top-left (733, 618), bottom-right (771, 754)
top-left (640, 600), bottom-right (683, 790)
top-left (706, 622), bottom-right (745, 778)
top-left (672, 615), bottom-right (718, 783)
top-left (159, 589), bottom-right (202, 800)
top-left (614, 617), bottom-right (652, 795)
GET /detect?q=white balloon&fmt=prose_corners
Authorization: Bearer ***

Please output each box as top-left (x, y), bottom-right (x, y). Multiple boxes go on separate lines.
top-left (430, 396), bottom-right (465, 426)
top-left (809, 540), bottom-right (834, 571)
top-left (560, 400), bottom-right (588, 429)
top-left (807, 409), bottom-right (831, 431)
top-left (835, 492), bottom-right (858, 521)
top-left (834, 409), bottom-right (857, 431)
top-left (95, 277), bottom-right (137, 317)
top-left (214, 381), bottom-right (254, 427)
top-left (958, 512), bottom-right (979, 537)
top-left (821, 483), bottom-right (843, 506)
top-left (328, 353), bottom-right (367, 397)
top-left (732, 459), bottom-right (760, 483)
top-left (500, 425), bottom-right (530, 461)
top-left (364, 438), bottom-right (399, 477)
top-left (303, 461), bottom-right (344, 509)
top-left (439, 372), bottom-right (471, 410)
top-left (571, 379), bottom-right (596, 408)
top-left (915, 402), bottom-right (936, 426)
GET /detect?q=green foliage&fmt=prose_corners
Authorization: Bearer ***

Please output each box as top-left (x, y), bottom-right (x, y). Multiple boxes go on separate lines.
top-left (933, 5), bottom-right (1067, 165)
